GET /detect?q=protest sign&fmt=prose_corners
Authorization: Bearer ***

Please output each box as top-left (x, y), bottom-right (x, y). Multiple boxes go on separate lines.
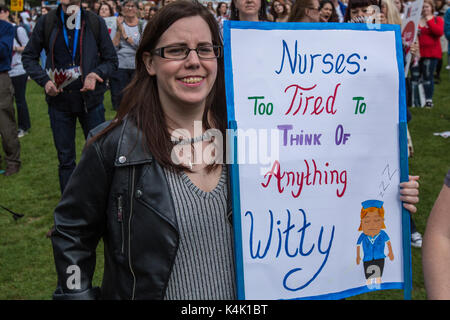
top-left (402, 0), bottom-right (424, 74)
top-left (224, 21), bottom-right (411, 300)
top-left (11, 0), bottom-right (24, 12)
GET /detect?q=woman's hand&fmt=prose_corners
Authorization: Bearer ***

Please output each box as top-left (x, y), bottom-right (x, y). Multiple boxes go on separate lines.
top-left (400, 175), bottom-right (420, 213)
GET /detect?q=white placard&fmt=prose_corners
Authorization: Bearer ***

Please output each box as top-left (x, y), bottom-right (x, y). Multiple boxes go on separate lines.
top-left (224, 21), bottom-right (411, 300)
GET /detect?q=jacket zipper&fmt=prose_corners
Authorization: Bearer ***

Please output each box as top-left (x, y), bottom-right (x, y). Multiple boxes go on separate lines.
top-left (117, 195), bottom-right (124, 254)
top-left (129, 166), bottom-right (137, 300)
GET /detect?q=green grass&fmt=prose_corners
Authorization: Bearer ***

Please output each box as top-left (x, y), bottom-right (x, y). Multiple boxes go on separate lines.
top-left (0, 57), bottom-right (448, 300)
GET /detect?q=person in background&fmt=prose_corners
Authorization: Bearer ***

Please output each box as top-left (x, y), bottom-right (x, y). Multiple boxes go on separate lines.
top-left (0, 5), bottom-right (21, 177)
top-left (230, 0), bottom-right (268, 21)
top-left (9, 14), bottom-right (31, 138)
top-left (216, 1), bottom-right (229, 19)
top-left (110, 0), bottom-right (146, 110)
top-left (331, 0), bottom-right (347, 21)
top-left (345, 0), bottom-right (387, 23)
top-left (206, 1), bottom-right (216, 16)
top-left (380, 0), bottom-right (402, 25)
top-left (422, 170), bottom-right (450, 299)
top-left (393, 0), bottom-right (404, 16)
top-left (417, 0), bottom-right (444, 108)
top-left (271, 0), bottom-right (290, 22)
top-left (107, 0), bottom-right (119, 15)
top-left (319, 0), bottom-right (340, 22)
top-left (445, 1), bottom-right (450, 70)
top-left (147, 6), bottom-right (159, 20)
top-left (433, 0), bottom-right (446, 83)
top-left (98, 1), bottom-right (114, 18)
top-left (22, 0), bottom-right (118, 197)
top-left (216, 1), bottom-right (229, 35)
top-left (288, 0), bottom-right (322, 22)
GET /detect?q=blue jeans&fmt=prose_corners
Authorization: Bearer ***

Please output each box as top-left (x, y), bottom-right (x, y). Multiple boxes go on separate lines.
top-left (48, 103), bottom-right (105, 194)
top-left (419, 58), bottom-right (437, 101)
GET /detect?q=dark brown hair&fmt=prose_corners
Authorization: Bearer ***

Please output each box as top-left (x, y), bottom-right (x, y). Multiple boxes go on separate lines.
top-left (88, 0), bottom-right (227, 171)
top-left (270, 0), bottom-right (289, 20)
top-left (288, 0), bottom-right (316, 21)
top-left (230, 0), bottom-right (268, 21)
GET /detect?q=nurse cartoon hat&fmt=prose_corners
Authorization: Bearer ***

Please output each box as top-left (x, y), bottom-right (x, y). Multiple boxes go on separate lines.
top-left (361, 200), bottom-right (384, 209)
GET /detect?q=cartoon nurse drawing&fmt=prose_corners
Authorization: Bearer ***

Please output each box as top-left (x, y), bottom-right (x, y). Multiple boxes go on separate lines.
top-left (356, 200), bottom-right (394, 288)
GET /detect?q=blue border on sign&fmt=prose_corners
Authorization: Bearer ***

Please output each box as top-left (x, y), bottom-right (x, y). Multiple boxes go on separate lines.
top-left (223, 20), bottom-right (411, 300)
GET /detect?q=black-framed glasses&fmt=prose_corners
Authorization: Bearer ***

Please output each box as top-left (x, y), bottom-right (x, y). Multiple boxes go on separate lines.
top-left (152, 45), bottom-right (223, 60)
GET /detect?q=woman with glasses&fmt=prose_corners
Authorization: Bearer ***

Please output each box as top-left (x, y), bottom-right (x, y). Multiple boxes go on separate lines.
top-left (50, 0), bottom-right (234, 300)
top-left (110, 0), bottom-right (146, 110)
top-left (49, 0), bottom-right (420, 300)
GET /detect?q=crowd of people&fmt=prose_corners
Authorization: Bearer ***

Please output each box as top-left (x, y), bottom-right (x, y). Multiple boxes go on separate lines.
top-left (0, 0), bottom-right (448, 300)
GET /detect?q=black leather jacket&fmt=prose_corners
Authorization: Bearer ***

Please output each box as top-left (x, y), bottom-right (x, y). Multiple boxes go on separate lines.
top-left (51, 117), bottom-right (232, 300)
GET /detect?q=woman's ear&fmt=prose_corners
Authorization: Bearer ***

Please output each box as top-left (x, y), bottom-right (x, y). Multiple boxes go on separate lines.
top-left (142, 52), bottom-right (156, 76)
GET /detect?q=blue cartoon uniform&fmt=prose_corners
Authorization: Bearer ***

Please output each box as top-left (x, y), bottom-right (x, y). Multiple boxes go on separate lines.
top-left (357, 230), bottom-right (390, 262)
top-left (357, 230), bottom-right (390, 279)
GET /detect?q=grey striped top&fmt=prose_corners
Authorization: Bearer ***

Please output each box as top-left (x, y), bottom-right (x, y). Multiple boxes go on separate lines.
top-left (163, 165), bottom-right (237, 300)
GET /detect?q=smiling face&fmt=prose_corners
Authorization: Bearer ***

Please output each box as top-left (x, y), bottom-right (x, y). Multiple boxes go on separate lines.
top-left (422, 2), bottom-right (433, 16)
top-left (143, 16), bottom-right (218, 113)
top-left (361, 211), bottom-right (384, 237)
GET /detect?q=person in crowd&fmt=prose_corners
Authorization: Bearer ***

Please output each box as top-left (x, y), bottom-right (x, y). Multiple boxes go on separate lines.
top-left (0, 5), bottom-right (21, 177)
top-left (147, 6), bottom-right (159, 20)
top-left (288, 0), bottom-right (322, 22)
top-left (319, 0), bottom-right (340, 22)
top-left (422, 169), bottom-right (450, 299)
top-left (216, 1), bottom-right (229, 19)
top-left (144, 2), bottom-right (158, 19)
top-left (22, 0), bottom-right (118, 198)
top-left (92, 1), bottom-right (101, 13)
top-left (107, 0), bottom-right (119, 15)
top-left (344, 0), bottom-right (379, 22)
top-left (445, 2), bottom-right (450, 70)
top-left (417, 0), bottom-right (444, 107)
top-left (433, 0), bottom-right (446, 82)
top-left (331, 0), bottom-right (347, 21)
top-left (230, 0), bottom-right (268, 21)
top-left (270, 0), bottom-right (290, 22)
top-left (41, 6), bottom-right (50, 15)
top-left (81, 0), bottom-right (90, 10)
top-left (380, 0), bottom-right (402, 24)
top-left (206, 1), bottom-right (216, 15)
top-left (138, 1), bottom-right (146, 18)
top-left (48, 0), bottom-right (420, 301)
top-left (8, 14), bottom-right (31, 138)
top-left (110, 0), bottom-right (146, 110)
top-left (161, 0), bottom-right (177, 7)
top-left (393, 0), bottom-right (404, 16)
top-left (215, 1), bottom-right (229, 35)
top-left (98, 1), bottom-right (114, 17)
